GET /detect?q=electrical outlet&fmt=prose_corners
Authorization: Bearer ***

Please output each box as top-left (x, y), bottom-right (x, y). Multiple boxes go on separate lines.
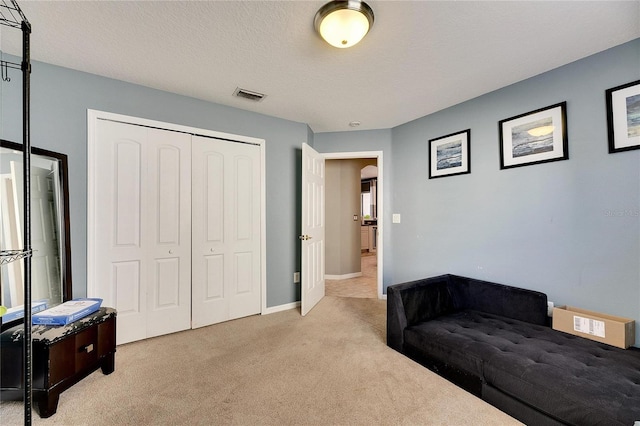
top-left (294, 272), bottom-right (300, 284)
top-left (547, 301), bottom-right (554, 317)
top-left (392, 214), bottom-right (401, 223)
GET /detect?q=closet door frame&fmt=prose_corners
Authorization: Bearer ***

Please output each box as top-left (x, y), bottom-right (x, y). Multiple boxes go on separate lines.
top-left (87, 109), bottom-right (267, 320)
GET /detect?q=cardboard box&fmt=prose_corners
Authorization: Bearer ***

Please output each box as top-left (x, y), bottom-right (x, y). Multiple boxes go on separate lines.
top-left (552, 305), bottom-right (635, 349)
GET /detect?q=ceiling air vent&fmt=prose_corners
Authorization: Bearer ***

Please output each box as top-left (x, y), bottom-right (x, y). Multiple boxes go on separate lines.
top-left (233, 87), bottom-right (266, 102)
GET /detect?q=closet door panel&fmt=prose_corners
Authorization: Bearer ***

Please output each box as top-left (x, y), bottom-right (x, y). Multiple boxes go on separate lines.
top-left (154, 258), bottom-right (180, 306)
top-left (228, 145), bottom-right (261, 319)
top-left (234, 155), bottom-right (253, 241)
top-left (94, 120), bottom-right (148, 345)
top-left (157, 146), bottom-right (182, 244)
top-left (192, 141), bottom-right (230, 327)
top-left (192, 136), bottom-right (260, 327)
top-left (205, 254), bottom-right (225, 299)
top-left (205, 153), bottom-right (224, 242)
top-left (113, 261), bottom-right (141, 314)
top-left (234, 252), bottom-right (252, 294)
top-left (114, 141), bottom-right (142, 247)
top-left (146, 128), bottom-right (191, 339)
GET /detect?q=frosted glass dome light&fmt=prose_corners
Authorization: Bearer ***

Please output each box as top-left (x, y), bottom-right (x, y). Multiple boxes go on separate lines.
top-left (314, 1), bottom-right (374, 49)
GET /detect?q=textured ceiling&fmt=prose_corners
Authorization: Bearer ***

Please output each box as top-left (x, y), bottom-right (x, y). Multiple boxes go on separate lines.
top-left (1, 1), bottom-right (639, 133)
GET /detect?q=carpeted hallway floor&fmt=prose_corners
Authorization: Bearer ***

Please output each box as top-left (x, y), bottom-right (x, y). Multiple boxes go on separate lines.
top-left (0, 296), bottom-right (521, 425)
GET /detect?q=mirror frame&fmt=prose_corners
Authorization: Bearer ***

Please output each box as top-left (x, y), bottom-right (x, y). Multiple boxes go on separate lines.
top-left (1, 139), bottom-right (72, 328)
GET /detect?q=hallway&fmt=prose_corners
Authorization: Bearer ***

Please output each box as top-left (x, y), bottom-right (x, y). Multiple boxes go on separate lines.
top-left (325, 253), bottom-right (377, 298)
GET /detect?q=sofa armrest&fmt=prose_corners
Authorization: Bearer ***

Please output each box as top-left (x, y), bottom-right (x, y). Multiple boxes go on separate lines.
top-left (386, 275), bottom-right (455, 351)
top-left (386, 284), bottom-right (408, 352)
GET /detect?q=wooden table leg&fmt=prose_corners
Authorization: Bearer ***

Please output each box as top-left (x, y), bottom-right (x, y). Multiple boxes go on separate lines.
top-left (101, 352), bottom-right (115, 375)
top-left (37, 391), bottom-right (60, 418)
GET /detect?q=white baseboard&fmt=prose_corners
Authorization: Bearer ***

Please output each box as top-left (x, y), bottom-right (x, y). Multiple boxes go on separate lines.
top-left (263, 301), bottom-right (300, 315)
top-left (262, 295), bottom-right (385, 314)
top-left (325, 272), bottom-right (363, 280)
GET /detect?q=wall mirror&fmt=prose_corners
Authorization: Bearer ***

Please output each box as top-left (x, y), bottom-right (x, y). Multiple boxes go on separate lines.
top-left (0, 139), bottom-right (72, 322)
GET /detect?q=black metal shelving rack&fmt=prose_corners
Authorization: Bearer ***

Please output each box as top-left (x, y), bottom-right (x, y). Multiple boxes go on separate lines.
top-left (1, 0), bottom-right (33, 424)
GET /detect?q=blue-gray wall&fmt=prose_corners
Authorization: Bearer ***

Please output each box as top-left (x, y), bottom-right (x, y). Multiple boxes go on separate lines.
top-left (316, 39), bottom-right (640, 344)
top-left (1, 58), bottom-right (307, 308)
top-left (2, 38), bottom-right (639, 344)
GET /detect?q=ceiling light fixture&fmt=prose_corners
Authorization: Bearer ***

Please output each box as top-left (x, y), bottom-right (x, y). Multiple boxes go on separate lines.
top-left (314, 0), bottom-right (374, 49)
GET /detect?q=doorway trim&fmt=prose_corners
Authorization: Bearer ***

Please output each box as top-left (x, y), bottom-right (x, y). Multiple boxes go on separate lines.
top-left (322, 150), bottom-right (384, 299)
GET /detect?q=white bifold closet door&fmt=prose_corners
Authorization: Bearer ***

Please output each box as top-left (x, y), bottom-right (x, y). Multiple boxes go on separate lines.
top-left (94, 120), bottom-right (192, 344)
top-left (191, 136), bottom-right (261, 328)
top-left (92, 119), bottom-right (261, 344)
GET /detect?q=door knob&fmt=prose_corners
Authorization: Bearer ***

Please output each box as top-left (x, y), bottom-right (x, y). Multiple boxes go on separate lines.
top-left (169, 249), bottom-right (174, 254)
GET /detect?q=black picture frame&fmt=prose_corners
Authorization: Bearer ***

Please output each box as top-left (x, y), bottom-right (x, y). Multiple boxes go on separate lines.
top-left (499, 102), bottom-right (568, 169)
top-left (428, 129), bottom-right (471, 179)
top-left (606, 79), bottom-right (640, 153)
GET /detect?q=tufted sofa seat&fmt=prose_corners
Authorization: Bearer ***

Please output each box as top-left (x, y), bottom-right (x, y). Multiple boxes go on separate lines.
top-left (387, 274), bottom-right (640, 426)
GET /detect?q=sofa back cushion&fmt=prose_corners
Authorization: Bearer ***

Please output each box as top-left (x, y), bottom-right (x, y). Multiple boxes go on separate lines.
top-left (449, 276), bottom-right (548, 326)
top-left (400, 275), bottom-right (456, 326)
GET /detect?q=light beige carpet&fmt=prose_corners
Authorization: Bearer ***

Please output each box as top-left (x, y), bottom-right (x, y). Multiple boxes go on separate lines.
top-left (0, 296), bottom-right (521, 425)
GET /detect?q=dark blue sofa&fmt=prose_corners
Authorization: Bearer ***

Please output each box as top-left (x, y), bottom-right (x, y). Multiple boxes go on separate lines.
top-left (387, 274), bottom-right (640, 426)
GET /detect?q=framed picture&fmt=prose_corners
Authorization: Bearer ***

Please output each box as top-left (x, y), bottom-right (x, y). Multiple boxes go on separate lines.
top-left (499, 102), bottom-right (568, 169)
top-left (428, 129), bottom-right (470, 179)
top-left (606, 80), bottom-right (640, 153)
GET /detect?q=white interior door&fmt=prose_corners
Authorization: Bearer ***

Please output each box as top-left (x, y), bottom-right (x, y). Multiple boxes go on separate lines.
top-left (93, 120), bottom-right (191, 344)
top-left (301, 143), bottom-right (325, 316)
top-left (191, 136), bottom-right (261, 328)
